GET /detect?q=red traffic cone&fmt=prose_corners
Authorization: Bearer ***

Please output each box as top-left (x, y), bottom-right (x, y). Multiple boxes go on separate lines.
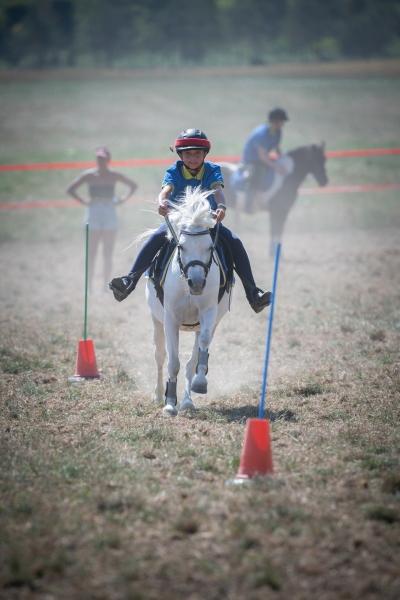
top-left (69, 225), bottom-right (101, 382)
top-left (235, 418), bottom-right (273, 480)
top-left (72, 338), bottom-right (100, 379)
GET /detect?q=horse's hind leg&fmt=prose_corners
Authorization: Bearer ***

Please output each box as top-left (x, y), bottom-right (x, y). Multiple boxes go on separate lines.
top-left (152, 315), bottom-right (165, 404)
top-left (180, 332), bottom-right (199, 412)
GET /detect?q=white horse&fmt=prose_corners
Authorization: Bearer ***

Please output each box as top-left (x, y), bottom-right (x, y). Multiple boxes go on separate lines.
top-left (145, 187), bottom-right (232, 417)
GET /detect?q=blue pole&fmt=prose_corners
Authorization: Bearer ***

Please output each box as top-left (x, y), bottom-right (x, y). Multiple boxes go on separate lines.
top-left (258, 242), bottom-right (282, 419)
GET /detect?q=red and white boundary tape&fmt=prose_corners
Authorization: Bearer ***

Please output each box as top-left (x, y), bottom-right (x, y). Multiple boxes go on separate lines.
top-left (300, 182), bottom-right (400, 195)
top-left (0, 147), bottom-right (399, 173)
top-left (1, 182), bottom-right (399, 211)
top-left (1, 146), bottom-right (398, 211)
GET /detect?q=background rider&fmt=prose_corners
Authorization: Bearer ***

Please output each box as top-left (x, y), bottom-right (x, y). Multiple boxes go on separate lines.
top-left (241, 107), bottom-right (289, 212)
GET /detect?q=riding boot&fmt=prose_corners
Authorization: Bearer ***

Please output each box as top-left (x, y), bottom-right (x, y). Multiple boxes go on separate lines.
top-left (109, 272), bottom-right (140, 302)
top-left (245, 286), bottom-right (272, 313)
top-left (109, 224), bottom-right (168, 302)
top-left (220, 230), bottom-right (271, 313)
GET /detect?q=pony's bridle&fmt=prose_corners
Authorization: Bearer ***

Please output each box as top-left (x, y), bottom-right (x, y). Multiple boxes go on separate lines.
top-left (165, 216), bottom-right (220, 284)
top-left (177, 229), bottom-right (214, 282)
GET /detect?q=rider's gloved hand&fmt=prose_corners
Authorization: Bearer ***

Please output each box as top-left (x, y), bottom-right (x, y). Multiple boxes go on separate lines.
top-left (158, 199), bottom-right (169, 216)
top-left (213, 203), bottom-right (226, 223)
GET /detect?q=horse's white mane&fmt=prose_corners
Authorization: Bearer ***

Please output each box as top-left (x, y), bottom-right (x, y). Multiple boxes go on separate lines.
top-left (167, 186), bottom-right (215, 236)
top-left (133, 186), bottom-right (215, 247)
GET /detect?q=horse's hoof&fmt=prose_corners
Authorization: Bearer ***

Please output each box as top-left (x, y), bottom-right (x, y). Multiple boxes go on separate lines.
top-left (191, 377), bottom-right (208, 395)
top-left (163, 403), bottom-right (178, 417)
top-left (179, 398), bottom-right (196, 412)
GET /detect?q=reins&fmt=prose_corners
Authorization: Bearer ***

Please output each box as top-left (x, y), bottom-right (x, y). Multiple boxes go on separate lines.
top-left (164, 215), bottom-right (179, 245)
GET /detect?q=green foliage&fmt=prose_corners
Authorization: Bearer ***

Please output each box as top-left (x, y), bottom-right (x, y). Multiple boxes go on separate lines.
top-left (0, 0), bottom-right (399, 67)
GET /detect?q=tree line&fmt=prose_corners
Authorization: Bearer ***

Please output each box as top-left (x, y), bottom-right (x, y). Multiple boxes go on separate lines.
top-left (1, 0), bottom-right (399, 68)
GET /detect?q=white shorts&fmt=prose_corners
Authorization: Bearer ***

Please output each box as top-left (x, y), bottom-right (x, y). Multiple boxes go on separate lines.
top-left (85, 201), bottom-right (118, 231)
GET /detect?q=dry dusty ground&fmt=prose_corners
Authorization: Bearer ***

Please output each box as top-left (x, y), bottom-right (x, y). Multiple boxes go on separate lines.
top-left (0, 198), bottom-right (399, 599)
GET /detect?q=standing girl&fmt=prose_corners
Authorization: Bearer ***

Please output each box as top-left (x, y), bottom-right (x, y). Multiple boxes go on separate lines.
top-left (67, 146), bottom-right (137, 290)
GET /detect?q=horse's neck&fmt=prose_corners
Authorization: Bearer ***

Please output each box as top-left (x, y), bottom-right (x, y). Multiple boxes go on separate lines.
top-left (288, 148), bottom-right (310, 187)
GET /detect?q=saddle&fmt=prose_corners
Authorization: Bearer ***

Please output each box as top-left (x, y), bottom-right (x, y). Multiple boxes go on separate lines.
top-left (147, 237), bottom-right (234, 306)
top-left (232, 156), bottom-right (294, 196)
top-left (232, 163), bottom-right (275, 193)
top-left (231, 164), bottom-right (251, 191)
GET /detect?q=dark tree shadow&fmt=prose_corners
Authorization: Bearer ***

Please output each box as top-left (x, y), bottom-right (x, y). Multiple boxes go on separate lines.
top-left (203, 404), bottom-right (297, 424)
top-left (212, 404), bottom-right (257, 422)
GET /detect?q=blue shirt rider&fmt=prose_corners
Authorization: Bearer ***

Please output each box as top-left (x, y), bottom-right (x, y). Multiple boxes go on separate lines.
top-left (241, 107), bottom-right (289, 212)
top-left (162, 159), bottom-right (223, 210)
top-left (109, 129), bottom-right (271, 313)
top-left (242, 122), bottom-right (282, 163)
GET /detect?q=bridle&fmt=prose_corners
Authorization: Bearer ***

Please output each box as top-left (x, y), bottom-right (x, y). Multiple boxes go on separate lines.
top-left (177, 229), bottom-right (214, 281)
top-left (165, 216), bottom-right (220, 284)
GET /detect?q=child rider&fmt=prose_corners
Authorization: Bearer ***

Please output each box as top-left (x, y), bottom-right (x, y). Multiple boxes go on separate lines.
top-left (109, 129), bottom-right (271, 313)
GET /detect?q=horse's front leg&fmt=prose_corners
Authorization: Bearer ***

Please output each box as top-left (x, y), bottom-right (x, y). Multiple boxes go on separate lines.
top-left (191, 307), bottom-right (218, 395)
top-left (180, 332), bottom-right (200, 412)
top-left (163, 314), bottom-right (180, 417)
top-left (151, 315), bottom-right (165, 404)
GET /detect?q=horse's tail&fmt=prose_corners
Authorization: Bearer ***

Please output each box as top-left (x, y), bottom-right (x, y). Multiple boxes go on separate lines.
top-left (123, 224), bottom-right (161, 252)
top-left (219, 162), bottom-right (238, 209)
top-left (135, 227), bottom-right (160, 245)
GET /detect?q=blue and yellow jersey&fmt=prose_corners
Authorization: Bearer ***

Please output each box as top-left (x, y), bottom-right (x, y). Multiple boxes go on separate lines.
top-left (162, 160), bottom-right (224, 210)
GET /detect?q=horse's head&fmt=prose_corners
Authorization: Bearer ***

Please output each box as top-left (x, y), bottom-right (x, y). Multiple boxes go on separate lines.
top-left (168, 187), bottom-right (217, 295)
top-left (177, 228), bottom-right (216, 294)
top-left (309, 143), bottom-right (328, 187)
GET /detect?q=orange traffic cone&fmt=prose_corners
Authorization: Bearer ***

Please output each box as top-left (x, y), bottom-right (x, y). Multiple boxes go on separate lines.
top-left (68, 224), bottom-right (101, 382)
top-left (234, 418), bottom-right (273, 480)
top-left (72, 338), bottom-right (100, 379)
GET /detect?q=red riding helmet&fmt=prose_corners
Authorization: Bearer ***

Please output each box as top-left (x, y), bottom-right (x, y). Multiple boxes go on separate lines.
top-left (174, 129), bottom-right (211, 154)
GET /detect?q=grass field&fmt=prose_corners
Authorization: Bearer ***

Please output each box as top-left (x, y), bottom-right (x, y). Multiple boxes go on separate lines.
top-left (0, 62), bottom-right (399, 600)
